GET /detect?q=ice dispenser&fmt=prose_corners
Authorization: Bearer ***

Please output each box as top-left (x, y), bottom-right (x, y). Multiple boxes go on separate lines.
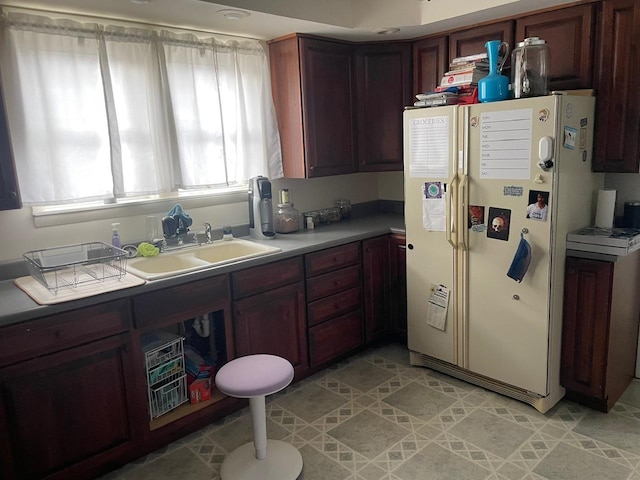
top-left (248, 176), bottom-right (276, 240)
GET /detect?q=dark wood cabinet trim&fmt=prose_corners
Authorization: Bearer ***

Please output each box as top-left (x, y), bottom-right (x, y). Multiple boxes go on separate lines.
top-left (133, 275), bottom-right (229, 329)
top-left (0, 81), bottom-right (20, 211)
top-left (0, 299), bottom-right (130, 367)
top-left (231, 257), bottom-right (303, 299)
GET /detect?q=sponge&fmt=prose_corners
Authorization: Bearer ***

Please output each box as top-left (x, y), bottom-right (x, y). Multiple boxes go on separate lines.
top-left (137, 242), bottom-right (160, 257)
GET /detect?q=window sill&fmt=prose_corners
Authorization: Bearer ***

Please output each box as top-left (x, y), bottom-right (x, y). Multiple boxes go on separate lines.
top-left (32, 187), bottom-right (248, 228)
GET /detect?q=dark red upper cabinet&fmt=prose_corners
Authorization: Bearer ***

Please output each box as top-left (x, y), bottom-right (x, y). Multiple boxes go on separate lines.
top-left (593, 0), bottom-right (640, 172)
top-left (516, 4), bottom-right (595, 91)
top-left (0, 83), bottom-right (20, 211)
top-left (356, 42), bottom-right (412, 172)
top-left (269, 34), bottom-right (357, 178)
top-left (448, 21), bottom-right (514, 65)
top-left (412, 35), bottom-right (448, 96)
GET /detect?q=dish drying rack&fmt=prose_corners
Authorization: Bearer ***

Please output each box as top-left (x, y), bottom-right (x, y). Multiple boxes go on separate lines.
top-left (23, 242), bottom-right (128, 294)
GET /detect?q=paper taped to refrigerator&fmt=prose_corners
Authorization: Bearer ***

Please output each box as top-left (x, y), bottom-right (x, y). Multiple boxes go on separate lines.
top-left (427, 284), bottom-right (450, 331)
top-left (422, 183), bottom-right (446, 231)
top-left (479, 109), bottom-right (532, 180)
top-left (409, 116), bottom-right (450, 178)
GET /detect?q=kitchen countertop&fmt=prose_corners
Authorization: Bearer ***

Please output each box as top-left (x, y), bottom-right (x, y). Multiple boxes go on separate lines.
top-left (0, 213), bottom-right (405, 328)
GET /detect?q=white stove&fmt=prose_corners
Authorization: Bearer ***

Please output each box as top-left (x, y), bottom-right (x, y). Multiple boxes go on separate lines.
top-left (567, 226), bottom-right (640, 256)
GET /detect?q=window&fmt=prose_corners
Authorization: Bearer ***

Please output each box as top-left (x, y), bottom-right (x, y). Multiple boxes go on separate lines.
top-left (0, 12), bottom-right (283, 207)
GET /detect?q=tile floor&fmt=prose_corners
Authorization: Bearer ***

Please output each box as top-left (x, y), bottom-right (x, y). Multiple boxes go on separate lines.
top-left (101, 343), bottom-right (640, 480)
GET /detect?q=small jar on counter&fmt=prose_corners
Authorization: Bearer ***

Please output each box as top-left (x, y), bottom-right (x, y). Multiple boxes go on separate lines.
top-left (304, 211), bottom-right (321, 229)
top-left (336, 199), bottom-right (352, 219)
top-left (274, 203), bottom-right (300, 233)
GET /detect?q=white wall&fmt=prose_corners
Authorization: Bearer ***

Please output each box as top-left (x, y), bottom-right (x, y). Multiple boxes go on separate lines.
top-left (604, 173), bottom-right (640, 218)
top-left (0, 172), bottom-right (402, 263)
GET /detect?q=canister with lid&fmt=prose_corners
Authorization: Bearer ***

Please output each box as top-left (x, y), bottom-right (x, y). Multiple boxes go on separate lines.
top-left (624, 201), bottom-right (640, 228)
top-left (511, 37), bottom-right (549, 98)
top-left (274, 189), bottom-right (300, 233)
top-left (336, 199), bottom-right (352, 219)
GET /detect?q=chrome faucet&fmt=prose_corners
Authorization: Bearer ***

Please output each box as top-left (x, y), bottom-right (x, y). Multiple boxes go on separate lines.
top-left (203, 223), bottom-right (212, 243)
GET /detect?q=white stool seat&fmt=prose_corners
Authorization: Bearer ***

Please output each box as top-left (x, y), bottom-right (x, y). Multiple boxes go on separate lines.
top-left (215, 354), bottom-right (302, 480)
top-left (216, 354), bottom-right (294, 398)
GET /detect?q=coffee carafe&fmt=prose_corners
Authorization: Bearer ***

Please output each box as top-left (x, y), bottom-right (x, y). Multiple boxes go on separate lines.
top-left (248, 176), bottom-right (276, 240)
top-left (511, 37), bottom-right (549, 98)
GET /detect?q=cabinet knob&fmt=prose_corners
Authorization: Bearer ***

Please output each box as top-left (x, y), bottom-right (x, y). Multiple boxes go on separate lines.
top-left (512, 294), bottom-right (520, 300)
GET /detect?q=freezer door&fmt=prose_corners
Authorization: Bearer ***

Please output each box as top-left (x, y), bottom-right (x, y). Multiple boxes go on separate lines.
top-left (460, 96), bottom-right (560, 395)
top-left (404, 106), bottom-right (460, 365)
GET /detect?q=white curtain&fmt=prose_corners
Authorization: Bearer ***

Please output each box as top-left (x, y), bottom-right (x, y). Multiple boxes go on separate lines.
top-left (0, 11), bottom-right (283, 205)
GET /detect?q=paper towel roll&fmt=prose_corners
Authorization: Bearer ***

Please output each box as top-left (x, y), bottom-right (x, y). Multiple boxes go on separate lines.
top-left (595, 189), bottom-right (616, 228)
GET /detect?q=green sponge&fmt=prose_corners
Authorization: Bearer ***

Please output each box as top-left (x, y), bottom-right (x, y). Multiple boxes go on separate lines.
top-left (137, 242), bottom-right (160, 257)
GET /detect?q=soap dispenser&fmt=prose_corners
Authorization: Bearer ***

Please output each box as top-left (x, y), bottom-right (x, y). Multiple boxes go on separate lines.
top-left (111, 223), bottom-right (122, 248)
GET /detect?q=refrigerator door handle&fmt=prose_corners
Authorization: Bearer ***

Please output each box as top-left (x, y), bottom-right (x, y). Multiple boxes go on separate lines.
top-left (446, 174), bottom-right (459, 249)
top-left (459, 173), bottom-right (469, 251)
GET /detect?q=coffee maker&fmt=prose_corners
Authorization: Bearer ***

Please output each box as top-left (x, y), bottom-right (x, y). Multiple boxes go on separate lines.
top-left (248, 176), bottom-right (276, 240)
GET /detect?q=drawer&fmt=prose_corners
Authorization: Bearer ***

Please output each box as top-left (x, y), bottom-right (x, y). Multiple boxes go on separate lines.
top-left (307, 287), bottom-right (361, 327)
top-left (305, 243), bottom-right (360, 277)
top-left (306, 265), bottom-right (360, 302)
top-left (232, 257), bottom-right (303, 300)
top-left (309, 310), bottom-right (363, 367)
top-left (133, 275), bottom-right (229, 329)
top-left (0, 299), bottom-right (130, 367)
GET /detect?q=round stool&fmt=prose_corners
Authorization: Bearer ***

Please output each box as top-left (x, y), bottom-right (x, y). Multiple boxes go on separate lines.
top-left (215, 354), bottom-right (303, 480)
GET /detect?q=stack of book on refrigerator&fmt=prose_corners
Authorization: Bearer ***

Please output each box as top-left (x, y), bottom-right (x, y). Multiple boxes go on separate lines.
top-left (410, 90), bottom-right (459, 108)
top-left (436, 52), bottom-right (489, 96)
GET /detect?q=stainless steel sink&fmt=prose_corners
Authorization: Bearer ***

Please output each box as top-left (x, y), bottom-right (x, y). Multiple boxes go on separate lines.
top-left (127, 238), bottom-right (281, 280)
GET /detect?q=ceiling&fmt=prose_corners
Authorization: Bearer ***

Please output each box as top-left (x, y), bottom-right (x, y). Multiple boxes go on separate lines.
top-left (3, 0), bottom-right (573, 41)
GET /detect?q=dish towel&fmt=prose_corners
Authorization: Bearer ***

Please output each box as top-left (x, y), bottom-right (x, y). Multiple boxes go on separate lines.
top-left (167, 203), bottom-right (193, 235)
top-left (507, 232), bottom-right (532, 282)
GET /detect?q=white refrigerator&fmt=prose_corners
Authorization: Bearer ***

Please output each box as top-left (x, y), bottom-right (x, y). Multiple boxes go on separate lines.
top-left (404, 95), bottom-right (604, 413)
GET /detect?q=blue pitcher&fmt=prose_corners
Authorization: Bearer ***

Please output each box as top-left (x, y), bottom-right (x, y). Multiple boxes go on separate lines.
top-left (478, 40), bottom-right (510, 102)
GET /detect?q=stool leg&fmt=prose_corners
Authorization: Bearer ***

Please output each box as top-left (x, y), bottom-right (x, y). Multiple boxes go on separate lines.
top-left (249, 395), bottom-right (267, 459)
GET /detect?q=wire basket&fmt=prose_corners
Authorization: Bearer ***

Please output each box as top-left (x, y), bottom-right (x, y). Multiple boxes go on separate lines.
top-left (142, 332), bottom-right (188, 419)
top-left (23, 242), bottom-right (128, 294)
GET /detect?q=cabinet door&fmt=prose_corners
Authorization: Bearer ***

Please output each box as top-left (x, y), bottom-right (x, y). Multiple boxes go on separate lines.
top-left (0, 334), bottom-right (139, 480)
top-left (233, 282), bottom-right (308, 377)
top-left (516, 4), bottom-right (595, 90)
top-left (389, 234), bottom-right (407, 340)
top-left (449, 21), bottom-right (514, 64)
top-left (0, 82), bottom-right (20, 210)
top-left (309, 310), bottom-right (363, 367)
top-left (593, 0), bottom-right (640, 172)
top-left (300, 37), bottom-right (357, 177)
top-left (356, 42), bottom-right (412, 172)
top-left (561, 257), bottom-right (613, 400)
top-left (362, 235), bottom-right (390, 342)
top-left (413, 35), bottom-right (448, 95)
